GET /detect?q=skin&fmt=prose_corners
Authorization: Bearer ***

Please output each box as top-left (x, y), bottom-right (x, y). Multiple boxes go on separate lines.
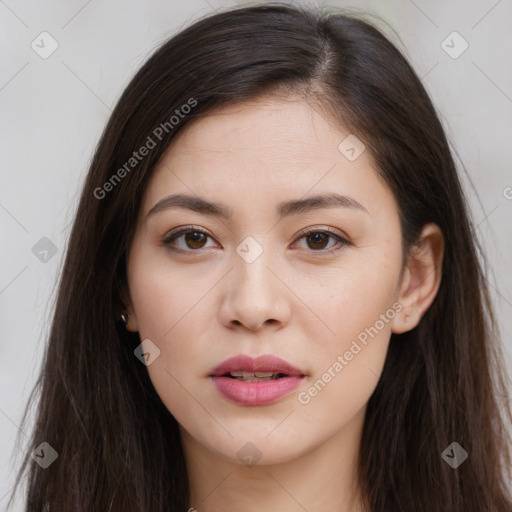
top-left (123, 95), bottom-right (444, 512)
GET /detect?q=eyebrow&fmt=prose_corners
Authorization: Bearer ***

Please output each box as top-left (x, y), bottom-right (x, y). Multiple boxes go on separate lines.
top-left (146, 192), bottom-right (368, 220)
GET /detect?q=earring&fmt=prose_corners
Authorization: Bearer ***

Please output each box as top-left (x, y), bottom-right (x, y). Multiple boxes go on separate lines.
top-left (120, 313), bottom-right (129, 324)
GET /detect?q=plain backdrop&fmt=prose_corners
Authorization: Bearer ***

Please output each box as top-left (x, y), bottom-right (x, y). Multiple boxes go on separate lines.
top-left (1, 0), bottom-right (511, 508)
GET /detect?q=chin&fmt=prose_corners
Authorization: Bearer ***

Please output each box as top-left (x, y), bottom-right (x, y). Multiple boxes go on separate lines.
top-left (211, 430), bottom-right (311, 467)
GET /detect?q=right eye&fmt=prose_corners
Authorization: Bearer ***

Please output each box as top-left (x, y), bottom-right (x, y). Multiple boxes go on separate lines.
top-left (162, 226), bottom-right (219, 254)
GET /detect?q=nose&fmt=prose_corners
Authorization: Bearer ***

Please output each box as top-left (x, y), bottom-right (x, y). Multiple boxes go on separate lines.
top-left (218, 249), bottom-right (291, 332)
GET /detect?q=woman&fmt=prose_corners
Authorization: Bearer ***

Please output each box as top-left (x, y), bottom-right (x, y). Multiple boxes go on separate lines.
top-left (10, 3), bottom-right (512, 511)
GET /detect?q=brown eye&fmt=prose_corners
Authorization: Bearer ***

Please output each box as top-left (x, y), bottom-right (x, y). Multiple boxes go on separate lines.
top-left (184, 232), bottom-right (208, 249)
top-left (305, 232), bottom-right (330, 250)
top-left (162, 227), bottom-right (216, 253)
top-left (294, 228), bottom-right (350, 254)
top-left (163, 226), bottom-right (349, 255)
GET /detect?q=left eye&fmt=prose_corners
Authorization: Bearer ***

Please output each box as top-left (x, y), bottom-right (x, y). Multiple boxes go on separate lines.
top-left (293, 229), bottom-right (349, 252)
top-left (162, 227), bottom-right (349, 254)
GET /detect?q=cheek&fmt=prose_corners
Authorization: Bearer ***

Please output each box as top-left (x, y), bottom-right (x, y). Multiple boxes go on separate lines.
top-left (129, 245), bottom-right (215, 339)
top-left (127, 251), bottom-right (217, 390)
top-left (295, 336), bottom-right (387, 437)
top-left (292, 247), bottom-right (401, 412)
top-left (128, 258), bottom-right (210, 425)
top-left (295, 290), bottom-right (396, 429)
top-left (297, 244), bottom-right (401, 347)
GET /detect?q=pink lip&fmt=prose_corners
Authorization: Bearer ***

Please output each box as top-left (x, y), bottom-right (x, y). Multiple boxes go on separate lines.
top-left (209, 354), bottom-right (306, 406)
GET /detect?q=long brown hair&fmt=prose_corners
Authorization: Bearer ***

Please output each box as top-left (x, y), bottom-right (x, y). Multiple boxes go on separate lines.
top-left (10, 3), bottom-right (512, 511)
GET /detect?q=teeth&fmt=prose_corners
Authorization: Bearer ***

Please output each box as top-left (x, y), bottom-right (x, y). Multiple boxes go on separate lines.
top-left (228, 371), bottom-right (284, 381)
top-left (229, 371), bottom-right (276, 378)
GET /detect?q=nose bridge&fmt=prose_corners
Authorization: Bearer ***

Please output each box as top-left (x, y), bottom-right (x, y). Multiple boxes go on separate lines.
top-left (220, 234), bottom-right (289, 330)
top-left (233, 236), bottom-right (277, 301)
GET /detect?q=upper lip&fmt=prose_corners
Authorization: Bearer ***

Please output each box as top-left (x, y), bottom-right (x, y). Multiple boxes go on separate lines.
top-left (209, 354), bottom-right (306, 377)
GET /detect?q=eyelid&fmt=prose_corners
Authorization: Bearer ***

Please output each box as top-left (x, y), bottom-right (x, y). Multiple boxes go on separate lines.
top-left (162, 225), bottom-right (351, 254)
top-left (290, 226), bottom-right (351, 254)
top-left (295, 225), bottom-right (350, 242)
top-left (162, 225), bottom-right (218, 248)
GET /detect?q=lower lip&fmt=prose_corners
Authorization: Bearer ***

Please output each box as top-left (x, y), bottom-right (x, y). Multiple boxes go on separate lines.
top-left (210, 376), bottom-right (304, 405)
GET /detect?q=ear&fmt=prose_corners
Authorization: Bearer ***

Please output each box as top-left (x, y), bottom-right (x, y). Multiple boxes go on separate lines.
top-left (119, 281), bottom-right (139, 333)
top-left (391, 223), bottom-right (444, 334)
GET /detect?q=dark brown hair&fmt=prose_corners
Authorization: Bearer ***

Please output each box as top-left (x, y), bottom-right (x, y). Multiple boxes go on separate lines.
top-left (10, 3), bottom-right (512, 511)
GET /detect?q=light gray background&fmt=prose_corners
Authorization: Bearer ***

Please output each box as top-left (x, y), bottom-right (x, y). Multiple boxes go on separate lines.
top-left (1, 0), bottom-right (511, 508)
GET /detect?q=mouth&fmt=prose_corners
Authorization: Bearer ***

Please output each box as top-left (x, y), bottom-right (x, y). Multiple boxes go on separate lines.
top-left (209, 354), bottom-right (306, 379)
top-left (209, 354), bottom-right (306, 405)
top-left (223, 371), bottom-right (290, 382)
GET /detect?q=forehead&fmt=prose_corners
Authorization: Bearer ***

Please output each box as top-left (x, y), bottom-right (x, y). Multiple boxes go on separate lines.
top-left (140, 95), bottom-right (393, 220)
top-left (165, 95), bottom-right (339, 162)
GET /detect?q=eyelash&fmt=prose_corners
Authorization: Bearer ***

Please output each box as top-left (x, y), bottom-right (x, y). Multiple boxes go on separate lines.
top-left (161, 225), bottom-right (351, 256)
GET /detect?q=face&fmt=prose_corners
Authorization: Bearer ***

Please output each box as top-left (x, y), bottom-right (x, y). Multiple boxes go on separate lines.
top-left (125, 95), bottom-right (405, 466)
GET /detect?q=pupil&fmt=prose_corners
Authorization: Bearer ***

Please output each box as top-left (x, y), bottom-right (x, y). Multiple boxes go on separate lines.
top-left (308, 233), bottom-right (328, 250)
top-left (186, 232), bottom-right (206, 249)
